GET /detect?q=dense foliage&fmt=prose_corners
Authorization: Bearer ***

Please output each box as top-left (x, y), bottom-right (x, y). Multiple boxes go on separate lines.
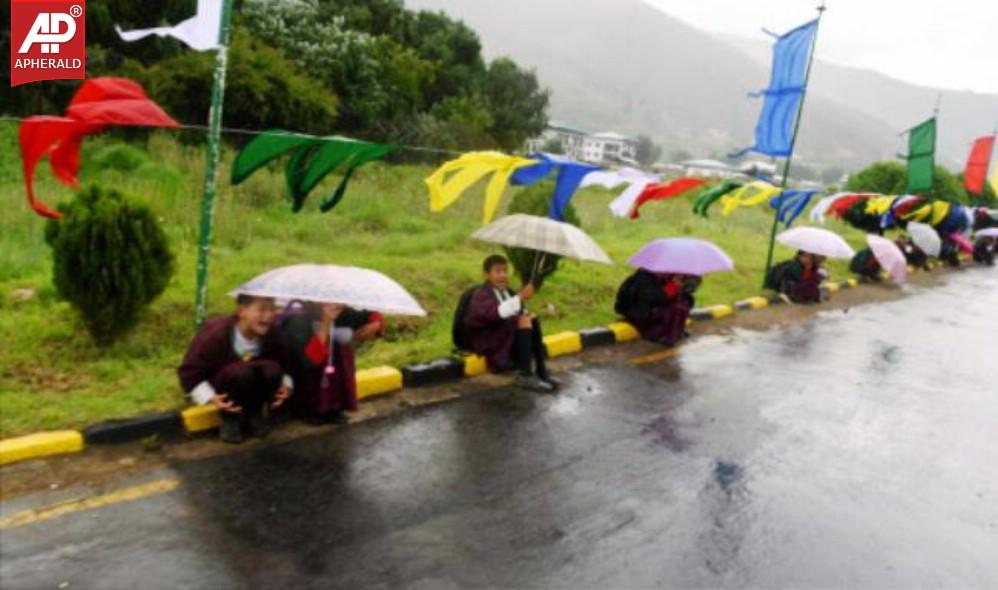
top-left (502, 182), bottom-right (580, 291)
top-left (1, 0), bottom-right (549, 153)
top-left (845, 161), bottom-right (972, 203)
top-left (44, 186), bottom-right (175, 345)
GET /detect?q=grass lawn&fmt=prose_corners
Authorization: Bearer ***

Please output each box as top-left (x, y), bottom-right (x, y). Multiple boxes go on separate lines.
top-left (0, 121), bottom-right (870, 436)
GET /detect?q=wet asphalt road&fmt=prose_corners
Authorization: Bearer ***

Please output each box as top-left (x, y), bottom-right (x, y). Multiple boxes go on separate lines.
top-left (2, 268), bottom-right (997, 589)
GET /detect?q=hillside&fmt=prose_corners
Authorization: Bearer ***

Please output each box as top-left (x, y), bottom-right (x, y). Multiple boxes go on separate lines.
top-left (407, 0), bottom-right (996, 168)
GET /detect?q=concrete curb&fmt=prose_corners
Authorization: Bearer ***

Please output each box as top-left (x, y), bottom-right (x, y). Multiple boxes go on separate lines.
top-left (0, 267), bottom-right (908, 464)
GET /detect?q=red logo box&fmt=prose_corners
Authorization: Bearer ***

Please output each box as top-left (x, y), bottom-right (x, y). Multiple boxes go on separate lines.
top-left (10, 0), bottom-right (86, 86)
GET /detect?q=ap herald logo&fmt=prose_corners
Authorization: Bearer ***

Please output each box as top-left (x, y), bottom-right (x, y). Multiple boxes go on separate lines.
top-left (10, 0), bottom-right (86, 86)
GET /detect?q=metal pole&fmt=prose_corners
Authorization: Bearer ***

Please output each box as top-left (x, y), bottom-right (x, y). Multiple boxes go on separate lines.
top-left (762, 2), bottom-right (826, 287)
top-left (194, 0), bottom-right (235, 325)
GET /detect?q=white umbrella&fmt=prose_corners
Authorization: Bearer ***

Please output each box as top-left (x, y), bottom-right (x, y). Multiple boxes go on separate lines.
top-left (230, 264), bottom-right (426, 316)
top-left (776, 226), bottom-right (855, 259)
top-left (906, 222), bottom-right (942, 257)
top-left (976, 228), bottom-right (998, 238)
top-left (472, 214), bottom-right (613, 264)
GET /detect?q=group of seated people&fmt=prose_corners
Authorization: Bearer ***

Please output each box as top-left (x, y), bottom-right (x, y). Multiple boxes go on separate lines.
top-left (848, 234), bottom-right (996, 283)
top-left (178, 296), bottom-right (384, 443)
top-left (179, 236), bottom-right (995, 443)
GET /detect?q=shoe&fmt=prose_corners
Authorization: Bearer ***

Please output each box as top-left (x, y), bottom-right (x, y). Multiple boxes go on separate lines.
top-left (539, 374), bottom-right (562, 389)
top-left (219, 413), bottom-right (243, 444)
top-left (515, 374), bottom-right (555, 393)
top-left (248, 412), bottom-right (272, 438)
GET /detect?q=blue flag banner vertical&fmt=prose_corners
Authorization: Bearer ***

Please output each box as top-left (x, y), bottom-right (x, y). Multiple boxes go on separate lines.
top-left (732, 19), bottom-right (819, 158)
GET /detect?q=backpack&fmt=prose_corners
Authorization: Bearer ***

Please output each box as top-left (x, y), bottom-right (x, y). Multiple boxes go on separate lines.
top-left (614, 273), bottom-right (640, 317)
top-left (765, 260), bottom-right (794, 290)
top-left (452, 285), bottom-right (481, 352)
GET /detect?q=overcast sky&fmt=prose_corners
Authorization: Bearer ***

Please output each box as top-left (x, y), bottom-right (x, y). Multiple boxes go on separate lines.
top-left (644, 0), bottom-right (998, 94)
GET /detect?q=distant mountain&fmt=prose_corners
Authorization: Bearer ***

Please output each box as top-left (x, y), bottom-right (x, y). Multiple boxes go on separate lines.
top-left (406, 0), bottom-right (997, 170)
top-left (724, 34), bottom-right (998, 168)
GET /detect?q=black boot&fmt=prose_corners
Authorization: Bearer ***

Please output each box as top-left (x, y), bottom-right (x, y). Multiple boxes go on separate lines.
top-left (219, 412), bottom-right (243, 444)
top-left (248, 409), bottom-right (272, 438)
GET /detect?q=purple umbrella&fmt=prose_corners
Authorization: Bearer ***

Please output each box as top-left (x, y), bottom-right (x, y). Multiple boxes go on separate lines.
top-left (628, 238), bottom-right (735, 276)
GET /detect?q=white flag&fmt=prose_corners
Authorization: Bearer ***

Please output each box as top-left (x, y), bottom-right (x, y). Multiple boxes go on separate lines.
top-left (116, 0), bottom-right (222, 51)
top-left (581, 167), bottom-right (661, 218)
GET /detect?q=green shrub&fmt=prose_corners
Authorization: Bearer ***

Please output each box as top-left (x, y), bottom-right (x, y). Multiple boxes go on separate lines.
top-left (92, 144), bottom-right (149, 173)
top-left (44, 185), bottom-right (175, 345)
top-left (502, 181), bottom-right (581, 291)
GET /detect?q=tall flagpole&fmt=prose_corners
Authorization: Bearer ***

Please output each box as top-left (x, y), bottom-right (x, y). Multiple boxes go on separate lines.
top-left (194, 0), bottom-right (235, 325)
top-left (762, 2), bottom-right (826, 286)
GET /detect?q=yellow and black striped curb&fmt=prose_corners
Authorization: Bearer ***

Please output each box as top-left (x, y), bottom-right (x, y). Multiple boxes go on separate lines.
top-left (0, 278), bottom-right (864, 466)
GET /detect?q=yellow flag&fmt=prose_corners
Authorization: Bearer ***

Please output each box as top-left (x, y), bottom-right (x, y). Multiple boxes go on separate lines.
top-left (929, 200), bottom-right (951, 226)
top-left (425, 151), bottom-right (537, 224)
top-left (864, 196), bottom-right (894, 215)
top-left (719, 181), bottom-right (782, 216)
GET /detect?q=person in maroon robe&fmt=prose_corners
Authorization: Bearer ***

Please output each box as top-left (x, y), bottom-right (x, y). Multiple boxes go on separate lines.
top-left (615, 270), bottom-right (696, 346)
top-left (458, 254), bottom-right (557, 393)
top-left (767, 251), bottom-right (826, 303)
top-left (177, 295), bottom-right (293, 444)
top-left (281, 301), bottom-right (384, 425)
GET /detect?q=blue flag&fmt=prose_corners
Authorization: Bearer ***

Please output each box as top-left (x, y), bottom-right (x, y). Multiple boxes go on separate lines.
top-left (769, 189), bottom-right (821, 226)
top-left (510, 153), bottom-right (600, 222)
top-left (733, 19), bottom-right (818, 158)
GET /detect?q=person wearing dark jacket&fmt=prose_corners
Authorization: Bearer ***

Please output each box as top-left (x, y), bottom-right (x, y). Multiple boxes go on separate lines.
top-left (973, 236), bottom-right (995, 266)
top-left (615, 269), bottom-right (697, 346)
top-left (767, 251), bottom-right (825, 303)
top-left (178, 295), bottom-right (293, 444)
top-left (281, 302), bottom-right (384, 425)
top-left (850, 248), bottom-right (882, 282)
top-left (461, 254), bottom-right (556, 393)
top-left (896, 235), bottom-right (928, 270)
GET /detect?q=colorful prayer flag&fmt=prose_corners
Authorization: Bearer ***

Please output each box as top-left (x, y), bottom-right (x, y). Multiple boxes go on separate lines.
top-left (630, 178), bottom-right (709, 219)
top-left (963, 135), bottom-right (996, 195)
top-left (732, 19), bottom-right (819, 158)
top-left (902, 118), bottom-right (936, 193)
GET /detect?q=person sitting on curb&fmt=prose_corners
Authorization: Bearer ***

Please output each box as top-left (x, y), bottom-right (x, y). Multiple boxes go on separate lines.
top-left (849, 248), bottom-right (882, 282)
top-left (615, 270), bottom-right (698, 347)
top-left (973, 236), bottom-right (995, 266)
top-left (281, 301), bottom-right (384, 425)
top-left (178, 295), bottom-right (293, 444)
top-left (895, 235), bottom-right (928, 270)
top-left (766, 250), bottom-right (826, 304)
top-left (455, 254), bottom-right (558, 393)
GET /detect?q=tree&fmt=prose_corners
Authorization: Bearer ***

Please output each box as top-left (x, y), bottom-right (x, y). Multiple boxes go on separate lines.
top-left (846, 160), bottom-right (970, 203)
top-left (481, 58), bottom-right (550, 151)
top-left (45, 185), bottom-right (175, 345)
top-left (635, 135), bottom-right (663, 167)
top-left (129, 28), bottom-right (339, 136)
top-left (503, 182), bottom-right (580, 291)
top-left (541, 138), bottom-right (564, 155)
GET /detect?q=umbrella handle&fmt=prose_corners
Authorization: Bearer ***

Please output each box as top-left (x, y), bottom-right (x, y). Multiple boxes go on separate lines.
top-left (529, 251), bottom-right (547, 284)
top-left (323, 320), bottom-right (336, 380)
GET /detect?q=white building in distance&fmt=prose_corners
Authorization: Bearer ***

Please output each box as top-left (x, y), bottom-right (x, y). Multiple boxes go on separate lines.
top-left (524, 121), bottom-right (588, 160)
top-left (525, 124), bottom-right (638, 166)
top-left (581, 131), bottom-right (638, 165)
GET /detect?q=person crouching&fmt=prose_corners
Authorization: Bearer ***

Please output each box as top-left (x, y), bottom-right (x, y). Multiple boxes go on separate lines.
top-left (766, 251), bottom-right (826, 303)
top-left (615, 270), bottom-right (697, 347)
top-left (178, 295), bottom-right (293, 444)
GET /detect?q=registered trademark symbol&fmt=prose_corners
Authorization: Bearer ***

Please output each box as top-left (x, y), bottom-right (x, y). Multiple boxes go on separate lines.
top-left (70, 5), bottom-right (83, 18)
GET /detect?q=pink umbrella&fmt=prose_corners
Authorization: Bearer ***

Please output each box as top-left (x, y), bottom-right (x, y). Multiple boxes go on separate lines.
top-left (628, 238), bottom-right (734, 276)
top-left (948, 233), bottom-right (974, 254)
top-left (976, 228), bottom-right (998, 238)
top-left (867, 234), bottom-right (907, 284)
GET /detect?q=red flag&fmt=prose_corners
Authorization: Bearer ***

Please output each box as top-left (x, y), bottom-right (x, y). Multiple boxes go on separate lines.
top-left (630, 177), bottom-right (708, 219)
top-left (20, 78), bottom-right (179, 219)
top-left (963, 135), bottom-right (995, 195)
top-left (825, 194), bottom-right (869, 219)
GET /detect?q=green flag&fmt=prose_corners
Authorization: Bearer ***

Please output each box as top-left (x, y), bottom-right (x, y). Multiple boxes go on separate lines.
top-left (904, 117), bottom-right (936, 193)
